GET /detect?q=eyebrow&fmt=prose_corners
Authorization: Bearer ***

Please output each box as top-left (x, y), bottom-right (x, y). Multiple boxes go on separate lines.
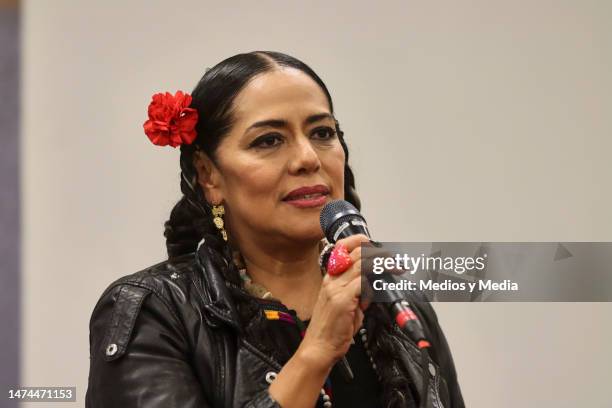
top-left (244, 113), bottom-right (334, 133)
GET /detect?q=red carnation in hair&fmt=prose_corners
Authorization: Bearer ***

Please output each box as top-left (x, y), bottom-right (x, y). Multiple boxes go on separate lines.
top-left (143, 91), bottom-right (198, 148)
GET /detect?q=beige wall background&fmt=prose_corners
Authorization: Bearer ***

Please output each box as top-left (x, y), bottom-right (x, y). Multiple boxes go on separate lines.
top-left (21, 1), bottom-right (612, 407)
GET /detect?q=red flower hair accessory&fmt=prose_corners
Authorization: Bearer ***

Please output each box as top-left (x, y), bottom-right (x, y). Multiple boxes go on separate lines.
top-left (143, 90), bottom-right (198, 148)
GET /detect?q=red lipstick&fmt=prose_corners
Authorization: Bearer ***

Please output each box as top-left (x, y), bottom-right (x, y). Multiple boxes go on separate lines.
top-left (283, 185), bottom-right (330, 208)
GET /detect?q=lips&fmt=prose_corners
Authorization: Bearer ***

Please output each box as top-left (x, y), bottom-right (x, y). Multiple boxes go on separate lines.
top-left (283, 185), bottom-right (330, 201)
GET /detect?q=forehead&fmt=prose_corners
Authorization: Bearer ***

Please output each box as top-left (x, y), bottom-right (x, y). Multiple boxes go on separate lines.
top-left (231, 68), bottom-right (331, 124)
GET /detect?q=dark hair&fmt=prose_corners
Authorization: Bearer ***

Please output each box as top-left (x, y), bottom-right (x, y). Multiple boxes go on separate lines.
top-left (163, 51), bottom-right (360, 272)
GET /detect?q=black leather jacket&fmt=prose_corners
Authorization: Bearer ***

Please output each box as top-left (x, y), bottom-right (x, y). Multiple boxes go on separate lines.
top-left (86, 242), bottom-right (465, 407)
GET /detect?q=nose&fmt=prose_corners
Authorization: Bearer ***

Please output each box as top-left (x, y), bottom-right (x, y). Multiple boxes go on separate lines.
top-left (288, 136), bottom-right (321, 175)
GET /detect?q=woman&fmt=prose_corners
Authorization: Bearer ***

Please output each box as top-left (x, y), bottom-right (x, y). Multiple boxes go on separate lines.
top-left (86, 51), bottom-right (464, 408)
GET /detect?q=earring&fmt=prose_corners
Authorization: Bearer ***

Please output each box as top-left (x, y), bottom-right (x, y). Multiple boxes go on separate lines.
top-left (212, 204), bottom-right (227, 241)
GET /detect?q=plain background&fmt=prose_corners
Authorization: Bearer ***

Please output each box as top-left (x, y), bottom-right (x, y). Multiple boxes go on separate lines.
top-left (20, 1), bottom-right (612, 407)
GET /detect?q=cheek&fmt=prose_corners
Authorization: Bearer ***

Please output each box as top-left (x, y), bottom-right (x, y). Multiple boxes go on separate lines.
top-left (325, 145), bottom-right (346, 196)
top-left (222, 160), bottom-right (280, 205)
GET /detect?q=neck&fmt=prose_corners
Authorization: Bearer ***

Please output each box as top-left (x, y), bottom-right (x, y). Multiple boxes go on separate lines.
top-left (237, 238), bottom-right (323, 321)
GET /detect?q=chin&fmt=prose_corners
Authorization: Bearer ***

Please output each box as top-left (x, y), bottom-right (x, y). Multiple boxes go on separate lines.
top-left (288, 225), bottom-right (324, 243)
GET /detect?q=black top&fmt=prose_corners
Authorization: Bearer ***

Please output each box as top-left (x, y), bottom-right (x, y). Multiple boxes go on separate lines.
top-left (303, 319), bottom-right (383, 408)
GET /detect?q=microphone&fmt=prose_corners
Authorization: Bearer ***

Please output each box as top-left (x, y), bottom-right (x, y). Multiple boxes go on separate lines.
top-left (319, 199), bottom-right (371, 243)
top-left (320, 200), bottom-right (433, 407)
top-left (319, 200), bottom-right (431, 350)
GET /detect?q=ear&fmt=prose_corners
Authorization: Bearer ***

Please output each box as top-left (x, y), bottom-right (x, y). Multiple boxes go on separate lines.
top-left (193, 150), bottom-right (224, 205)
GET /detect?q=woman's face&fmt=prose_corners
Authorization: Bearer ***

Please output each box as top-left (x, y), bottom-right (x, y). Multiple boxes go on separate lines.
top-left (198, 67), bottom-right (345, 247)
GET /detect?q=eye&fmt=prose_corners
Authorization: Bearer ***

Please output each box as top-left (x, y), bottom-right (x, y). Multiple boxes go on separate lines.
top-left (249, 133), bottom-right (283, 149)
top-left (311, 126), bottom-right (337, 140)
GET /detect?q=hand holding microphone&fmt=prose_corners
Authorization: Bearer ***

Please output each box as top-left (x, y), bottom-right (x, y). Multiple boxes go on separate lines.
top-left (299, 234), bottom-right (371, 376)
top-left (316, 200), bottom-right (433, 408)
top-left (319, 200), bottom-right (430, 349)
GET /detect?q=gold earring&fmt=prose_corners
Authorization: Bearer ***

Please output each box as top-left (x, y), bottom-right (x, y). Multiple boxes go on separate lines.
top-left (212, 204), bottom-right (227, 241)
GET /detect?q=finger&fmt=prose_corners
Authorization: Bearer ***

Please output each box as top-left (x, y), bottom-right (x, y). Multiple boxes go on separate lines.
top-left (348, 245), bottom-right (361, 264)
top-left (347, 275), bottom-right (374, 311)
top-left (359, 283), bottom-right (373, 311)
top-left (335, 234), bottom-right (370, 253)
top-left (345, 242), bottom-right (387, 282)
top-left (346, 274), bottom-right (363, 300)
top-left (357, 243), bottom-right (407, 278)
top-left (327, 274), bottom-right (363, 304)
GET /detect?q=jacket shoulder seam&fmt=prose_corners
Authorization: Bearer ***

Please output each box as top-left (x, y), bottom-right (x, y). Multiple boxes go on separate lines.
top-left (101, 284), bottom-right (151, 361)
top-left (103, 279), bottom-right (183, 325)
top-left (90, 254), bottom-right (199, 323)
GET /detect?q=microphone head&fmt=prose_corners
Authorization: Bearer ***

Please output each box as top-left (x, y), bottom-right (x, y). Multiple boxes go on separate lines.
top-left (320, 200), bottom-right (366, 242)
